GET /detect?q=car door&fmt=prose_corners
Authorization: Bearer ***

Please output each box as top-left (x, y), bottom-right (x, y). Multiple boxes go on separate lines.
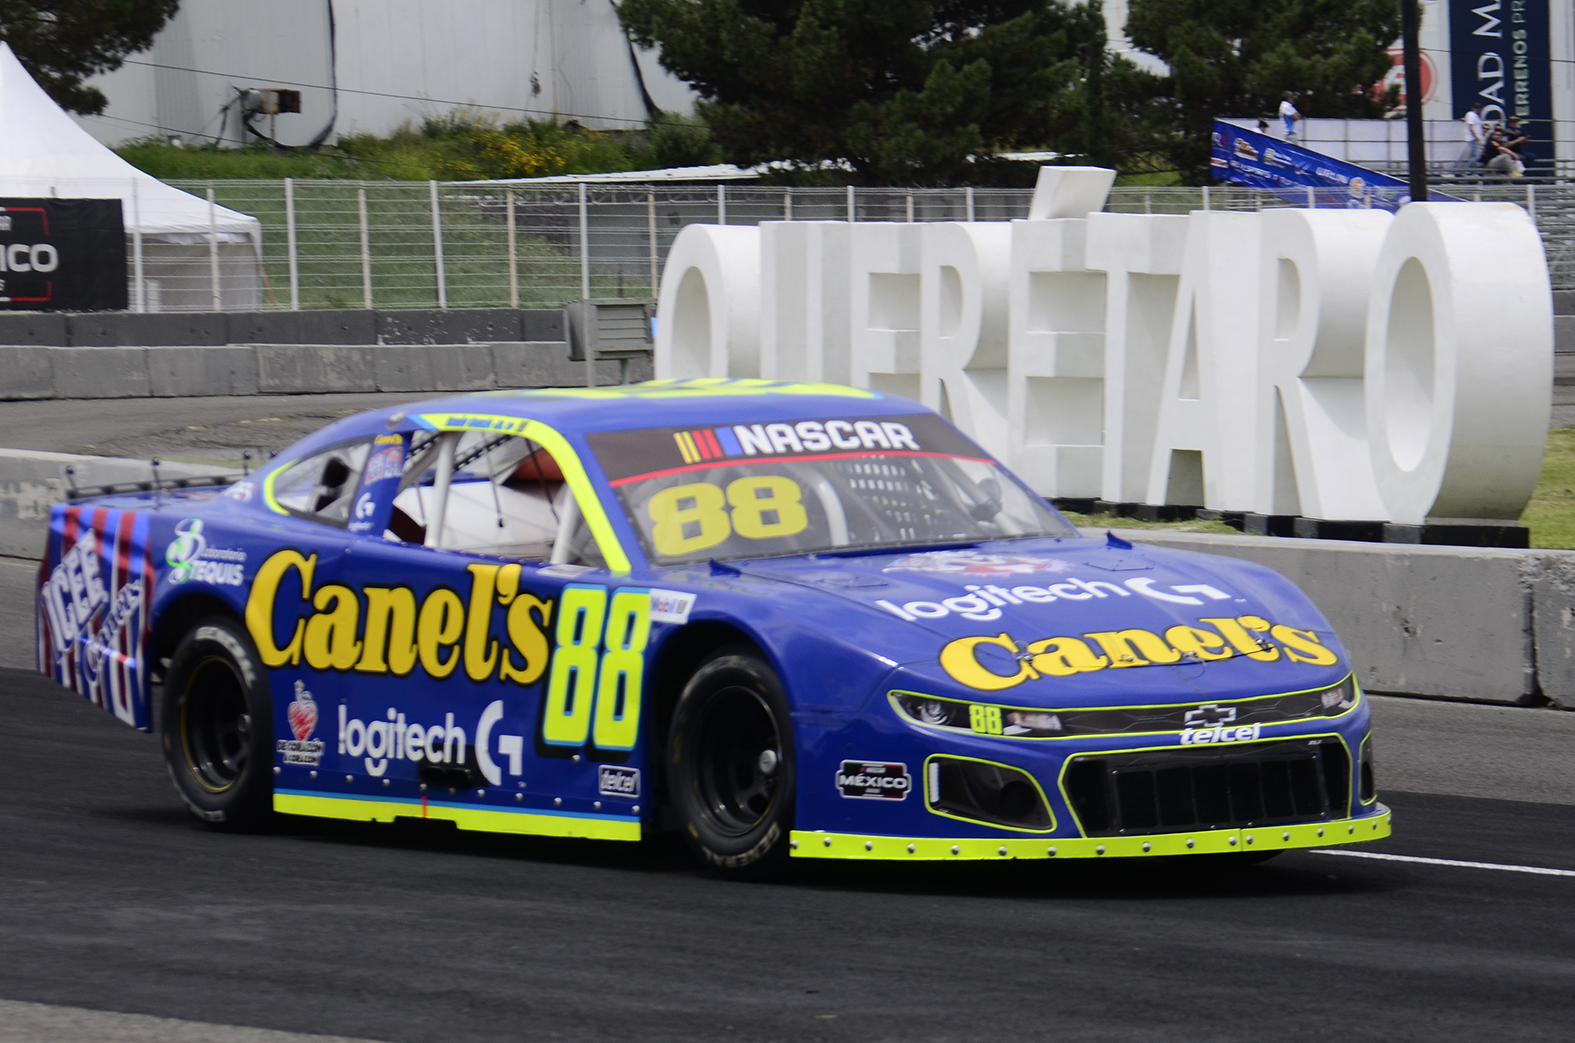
top-left (328, 426), bottom-right (650, 827)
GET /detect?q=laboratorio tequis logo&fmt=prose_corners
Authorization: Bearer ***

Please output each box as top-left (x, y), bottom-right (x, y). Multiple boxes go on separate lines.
top-left (164, 518), bottom-right (247, 586)
top-left (883, 550), bottom-right (1074, 577)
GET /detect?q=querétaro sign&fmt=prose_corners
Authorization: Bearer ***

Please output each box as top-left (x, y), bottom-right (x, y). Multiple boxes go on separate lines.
top-left (0, 198), bottom-right (127, 311)
top-left (1449, 0), bottom-right (1552, 163)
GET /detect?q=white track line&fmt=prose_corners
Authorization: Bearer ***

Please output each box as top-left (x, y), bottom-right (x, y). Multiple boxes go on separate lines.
top-left (1311, 849), bottom-right (1575, 878)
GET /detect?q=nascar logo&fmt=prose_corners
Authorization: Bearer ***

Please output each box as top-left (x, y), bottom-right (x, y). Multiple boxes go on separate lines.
top-left (672, 420), bottom-right (921, 463)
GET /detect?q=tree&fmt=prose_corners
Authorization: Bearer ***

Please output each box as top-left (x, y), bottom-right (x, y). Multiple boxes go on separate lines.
top-left (0, 1), bottom-right (181, 115)
top-left (618, 0), bottom-right (1105, 185)
top-left (1124, 0), bottom-right (1401, 182)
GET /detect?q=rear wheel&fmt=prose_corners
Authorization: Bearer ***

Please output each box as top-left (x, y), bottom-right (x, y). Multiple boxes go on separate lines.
top-left (667, 647), bottom-right (794, 875)
top-left (160, 617), bottom-right (273, 829)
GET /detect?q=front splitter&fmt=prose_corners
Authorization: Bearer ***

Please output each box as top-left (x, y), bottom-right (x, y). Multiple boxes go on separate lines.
top-left (791, 804), bottom-right (1391, 860)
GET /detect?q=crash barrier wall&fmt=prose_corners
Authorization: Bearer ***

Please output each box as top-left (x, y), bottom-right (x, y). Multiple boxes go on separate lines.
top-left (655, 169), bottom-right (1554, 527)
top-left (0, 450), bottom-right (232, 559)
top-left (98, 181), bottom-right (1572, 315)
top-left (0, 307), bottom-right (564, 347)
top-left (1104, 529), bottom-right (1575, 710)
top-left (0, 342), bottom-right (648, 401)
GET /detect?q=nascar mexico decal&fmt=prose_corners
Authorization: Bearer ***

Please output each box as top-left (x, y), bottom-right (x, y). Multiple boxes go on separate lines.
top-left (37, 506), bottom-right (153, 726)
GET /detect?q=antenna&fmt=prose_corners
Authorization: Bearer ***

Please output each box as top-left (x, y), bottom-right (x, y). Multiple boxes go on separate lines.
top-left (151, 457), bottom-right (161, 504)
top-left (242, 450), bottom-right (252, 477)
top-left (482, 438), bottom-right (505, 530)
top-left (64, 464), bottom-right (76, 498)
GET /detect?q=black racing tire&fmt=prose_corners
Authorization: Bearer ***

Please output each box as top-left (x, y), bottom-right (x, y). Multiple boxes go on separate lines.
top-left (160, 616), bottom-right (274, 830)
top-left (667, 646), bottom-right (795, 876)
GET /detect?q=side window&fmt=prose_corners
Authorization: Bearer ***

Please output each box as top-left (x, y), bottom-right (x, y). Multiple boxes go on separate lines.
top-left (389, 432), bottom-right (604, 566)
top-left (271, 441), bottom-right (372, 525)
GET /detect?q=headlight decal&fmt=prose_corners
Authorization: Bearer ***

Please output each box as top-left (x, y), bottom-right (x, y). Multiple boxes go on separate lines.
top-left (889, 674), bottom-right (1359, 740)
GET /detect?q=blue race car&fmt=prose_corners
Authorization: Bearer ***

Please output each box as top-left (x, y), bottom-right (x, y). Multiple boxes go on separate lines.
top-left (37, 379), bottom-right (1389, 873)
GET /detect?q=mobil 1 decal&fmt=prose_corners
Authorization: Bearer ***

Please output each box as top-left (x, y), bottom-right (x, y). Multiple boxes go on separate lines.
top-left (244, 553), bottom-right (656, 759)
top-left (0, 198), bottom-right (127, 311)
top-left (585, 413), bottom-right (987, 484)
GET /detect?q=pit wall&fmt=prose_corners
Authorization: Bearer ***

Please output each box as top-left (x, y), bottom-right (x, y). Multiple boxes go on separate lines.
top-left (1102, 529), bottom-right (1575, 709)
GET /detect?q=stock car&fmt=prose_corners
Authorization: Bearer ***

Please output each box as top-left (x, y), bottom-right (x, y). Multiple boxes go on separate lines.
top-left (37, 379), bottom-right (1389, 873)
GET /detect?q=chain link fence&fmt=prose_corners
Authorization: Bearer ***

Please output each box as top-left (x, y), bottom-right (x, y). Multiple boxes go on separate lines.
top-left (148, 178), bottom-right (1575, 312)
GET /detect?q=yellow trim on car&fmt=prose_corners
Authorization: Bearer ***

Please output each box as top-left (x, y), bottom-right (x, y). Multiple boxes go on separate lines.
top-left (274, 791), bottom-right (642, 841)
top-left (414, 412), bottom-right (633, 572)
top-left (790, 805), bottom-right (1391, 860)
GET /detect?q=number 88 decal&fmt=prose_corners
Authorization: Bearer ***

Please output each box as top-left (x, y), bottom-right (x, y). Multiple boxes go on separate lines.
top-left (541, 585), bottom-right (650, 751)
top-left (648, 476), bottom-right (808, 558)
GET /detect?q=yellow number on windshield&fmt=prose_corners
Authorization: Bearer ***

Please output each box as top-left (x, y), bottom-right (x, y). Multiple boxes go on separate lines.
top-left (648, 482), bottom-right (731, 557)
top-left (726, 476), bottom-right (808, 540)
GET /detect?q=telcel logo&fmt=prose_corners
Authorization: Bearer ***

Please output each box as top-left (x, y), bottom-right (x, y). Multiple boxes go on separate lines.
top-left (1180, 723), bottom-right (1261, 746)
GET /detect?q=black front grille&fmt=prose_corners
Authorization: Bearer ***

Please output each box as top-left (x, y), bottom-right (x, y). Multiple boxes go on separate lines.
top-left (1063, 739), bottom-right (1351, 837)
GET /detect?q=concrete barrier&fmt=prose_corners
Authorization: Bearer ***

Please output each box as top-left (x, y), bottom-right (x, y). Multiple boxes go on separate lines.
top-left (1103, 529), bottom-right (1575, 708)
top-left (0, 450), bottom-right (233, 559)
top-left (0, 343), bottom-right (651, 400)
top-left (0, 308), bottom-right (564, 348)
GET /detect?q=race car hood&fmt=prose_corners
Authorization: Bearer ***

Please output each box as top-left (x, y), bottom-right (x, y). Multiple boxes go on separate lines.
top-left (733, 536), bottom-right (1351, 708)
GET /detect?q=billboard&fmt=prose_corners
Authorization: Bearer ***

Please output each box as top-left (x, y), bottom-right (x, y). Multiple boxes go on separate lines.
top-left (1449, 0), bottom-right (1552, 162)
top-left (0, 198), bottom-right (127, 311)
top-left (1209, 121), bottom-right (1458, 211)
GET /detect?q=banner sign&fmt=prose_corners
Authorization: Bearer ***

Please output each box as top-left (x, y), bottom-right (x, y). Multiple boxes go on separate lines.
top-left (0, 198), bottom-right (127, 311)
top-left (1209, 122), bottom-right (1457, 212)
top-left (1449, 0), bottom-right (1551, 162)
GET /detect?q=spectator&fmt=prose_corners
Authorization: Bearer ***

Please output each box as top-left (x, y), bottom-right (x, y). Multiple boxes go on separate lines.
top-left (1461, 103), bottom-right (1485, 165)
top-left (1279, 92), bottom-right (1301, 140)
top-left (1257, 118), bottom-right (1270, 135)
top-left (1502, 116), bottom-right (1532, 166)
top-left (1481, 128), bottom-right (1524, 176)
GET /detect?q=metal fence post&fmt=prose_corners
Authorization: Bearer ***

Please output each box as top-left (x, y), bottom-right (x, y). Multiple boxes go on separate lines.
top-left (358, 185), bottom-right (373, 310)
top-left (1202, 184), bottom-right (1210, 210)
top-left (1144, 188), bottom-right (1152, 214)
top-left (429, 180), bottom-right (447, 310)
top-left (966, 186), bottom-right (975, 222)
top-left (783, 190), bottom-right (792, 221)
top-left (130, 179), bottom-right (144, 312)
top-left (717, 184), bottom-right (726, 225)
top-left (207, 186), bottom-right (222, 312)
top-left (648, 191), bottom-right (658, 297)
top-left (506, 188), bottom-right (518, 310)
top-left (580, 181), bottom-right (593, 388)
top-left (906, 194), bottom-right (914, 222)
top-left (847, 184), bottom-right (855, 222)
top-left (284, 177), bottom-right (300, 311)
top-left (1527, 184), bottom-right (1537, 224)
top-left (1306, 185), bottom-right (1316, 209)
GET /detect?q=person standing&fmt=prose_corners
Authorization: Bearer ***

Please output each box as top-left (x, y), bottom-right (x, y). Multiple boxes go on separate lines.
top-left (1461, 103), bottom-right (1485, 165)
top-left (1279, 92), bottom-right (1301, 140)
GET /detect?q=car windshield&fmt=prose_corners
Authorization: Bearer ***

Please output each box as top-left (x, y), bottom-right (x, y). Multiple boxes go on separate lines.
top-left (586, 413), bottom-right (1076, 566)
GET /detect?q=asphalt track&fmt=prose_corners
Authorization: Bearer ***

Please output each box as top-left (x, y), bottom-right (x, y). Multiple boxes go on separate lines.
top-left (3, 666), bottom-right (1575, 1043)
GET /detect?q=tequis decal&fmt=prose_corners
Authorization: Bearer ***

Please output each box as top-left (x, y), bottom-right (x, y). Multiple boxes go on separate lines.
top-left (837, 760), bottom-right (912, 800)
top-left (939, 615), bottom-right (1341, 691)
top-left (883, 550), bottom-right (1074, 577)
top-left (598, 765), bottom-right (641, 799)
top-left (165, 518), bottom-right (247, 586)
top-left (876, 576), bottom-right (1233, 623)
top-left (277, 680), bottom-right (325, 767)
top-left (245, 554), bottom-right (650, 752)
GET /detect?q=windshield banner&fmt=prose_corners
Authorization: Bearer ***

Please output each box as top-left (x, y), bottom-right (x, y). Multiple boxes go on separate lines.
top-left (587, 413), bottom-right (987, 485)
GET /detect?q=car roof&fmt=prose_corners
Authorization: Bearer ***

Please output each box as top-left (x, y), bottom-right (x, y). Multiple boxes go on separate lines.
top-left (293, 379), bottom-right (932, 455)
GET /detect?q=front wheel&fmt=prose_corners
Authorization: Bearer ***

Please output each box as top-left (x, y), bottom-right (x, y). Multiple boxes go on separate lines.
top-left (160, 617), bottom-right (274, 829)
top-left (667, 647), bottom-right (795, 876)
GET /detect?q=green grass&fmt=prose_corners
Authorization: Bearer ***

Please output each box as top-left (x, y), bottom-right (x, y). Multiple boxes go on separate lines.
top-left (1521, 428), bottom-right (1575, 549)
top-left (1058, 511), bottom-right (1243, 536)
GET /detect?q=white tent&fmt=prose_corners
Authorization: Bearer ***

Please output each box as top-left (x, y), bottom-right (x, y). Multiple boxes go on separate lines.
top-left (0, 43), bottom-right (262, 311)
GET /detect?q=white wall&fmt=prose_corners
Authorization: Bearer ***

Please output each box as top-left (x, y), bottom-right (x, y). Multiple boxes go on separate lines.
top-left (73, 0), bottom-right (697, 147)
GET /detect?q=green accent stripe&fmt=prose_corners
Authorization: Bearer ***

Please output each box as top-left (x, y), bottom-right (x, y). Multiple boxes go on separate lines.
top-left (790, 806), bottom-right (1391, 861)
top-left (274, 792), bottom-right (641, 842)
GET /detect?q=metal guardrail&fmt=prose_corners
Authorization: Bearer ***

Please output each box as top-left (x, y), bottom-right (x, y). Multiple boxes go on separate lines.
top-left (151, 179), bottom-right (1575, 311)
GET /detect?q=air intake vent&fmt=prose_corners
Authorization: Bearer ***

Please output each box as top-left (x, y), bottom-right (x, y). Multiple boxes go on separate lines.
top-left (927, 757), bottom-right (1053, 831)
top-left (1063, 739), bottom-right (1350, 837)
top-left (1359, 737), bottom-right (1376, 803)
